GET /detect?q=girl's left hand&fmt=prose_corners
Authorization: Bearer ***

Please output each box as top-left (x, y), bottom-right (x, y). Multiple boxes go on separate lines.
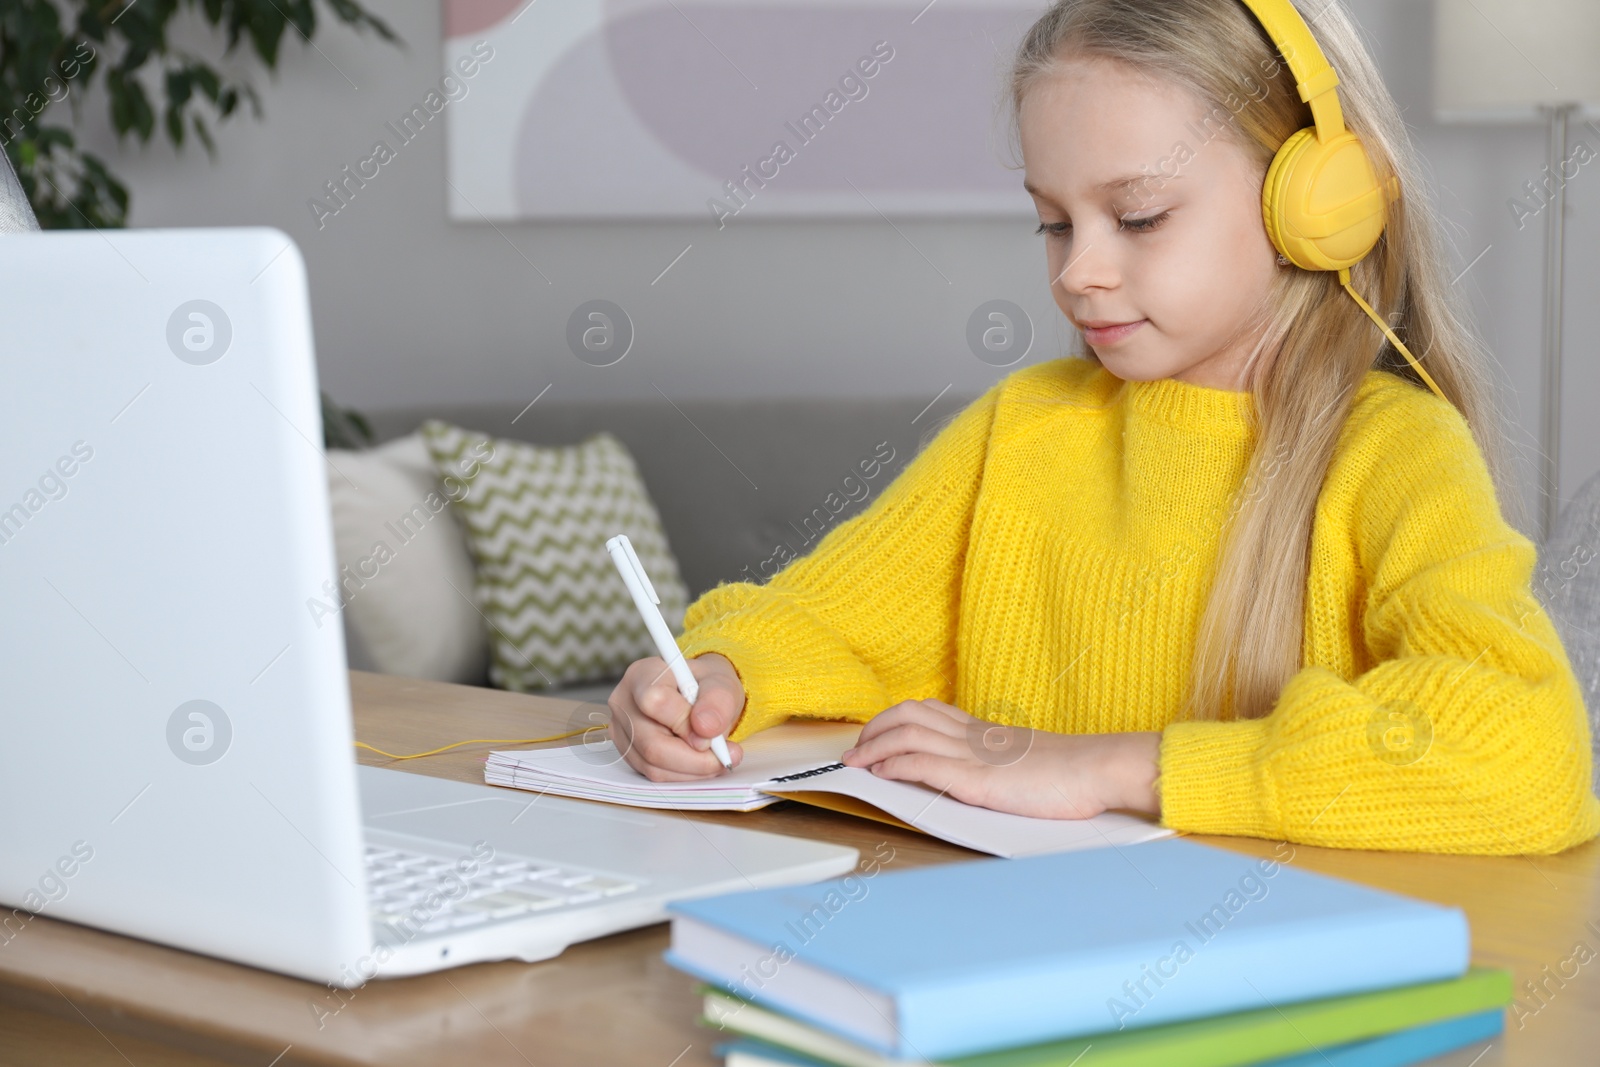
top-left (840, 699), bottom-right (1162, 820)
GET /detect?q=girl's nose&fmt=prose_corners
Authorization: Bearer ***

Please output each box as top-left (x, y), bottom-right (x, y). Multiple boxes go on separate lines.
top-left (1053, 236), bottom-right (1118, 295)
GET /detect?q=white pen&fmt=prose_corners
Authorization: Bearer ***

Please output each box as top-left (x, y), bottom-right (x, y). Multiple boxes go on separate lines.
top-left (604, 532), bottom-right (733, 769)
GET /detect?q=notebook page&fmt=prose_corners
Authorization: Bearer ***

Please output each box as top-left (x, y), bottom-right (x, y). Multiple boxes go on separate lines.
top-left (760, 765), bottom-right (1173, 858)
top-left (485, 720), bottom-right (862, 810)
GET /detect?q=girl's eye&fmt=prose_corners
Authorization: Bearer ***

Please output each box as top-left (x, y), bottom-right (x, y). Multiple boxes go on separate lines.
top-left (1119, 210), bottom-right (1170, 233)
top-left (1034, 221), bottom-right (1069, 238)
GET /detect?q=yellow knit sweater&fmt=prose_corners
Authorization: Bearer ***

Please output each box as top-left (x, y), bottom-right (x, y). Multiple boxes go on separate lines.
top-left (675, 357), bottom-right (1600, 855)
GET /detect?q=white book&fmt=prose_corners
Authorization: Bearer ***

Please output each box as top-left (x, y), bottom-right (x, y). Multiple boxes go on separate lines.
top-left (485, 722), bottom-right (1171, 858)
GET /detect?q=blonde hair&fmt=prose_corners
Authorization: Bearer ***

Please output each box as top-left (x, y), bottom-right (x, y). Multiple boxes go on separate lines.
top-left (1004, 0), bottom-right (1524, 722)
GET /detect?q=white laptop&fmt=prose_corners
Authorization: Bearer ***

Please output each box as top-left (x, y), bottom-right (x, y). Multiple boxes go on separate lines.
top-left (0, 227), bottom-right (858, 987)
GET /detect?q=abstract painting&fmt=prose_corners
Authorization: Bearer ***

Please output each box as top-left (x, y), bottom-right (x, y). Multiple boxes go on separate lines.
top-left (442, 0), bottom-right (1043, 222)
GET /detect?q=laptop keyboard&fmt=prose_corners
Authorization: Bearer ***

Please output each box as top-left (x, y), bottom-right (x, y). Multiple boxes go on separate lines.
top-left (365, 844), bottom-right (639, 941)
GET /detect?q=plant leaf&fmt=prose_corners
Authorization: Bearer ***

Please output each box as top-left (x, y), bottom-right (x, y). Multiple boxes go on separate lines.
top-left (6, 1), bottom-right (405, 227)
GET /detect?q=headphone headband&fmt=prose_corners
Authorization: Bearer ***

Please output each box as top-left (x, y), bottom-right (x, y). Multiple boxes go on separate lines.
top-left (1235, 0), bottom-right (1346, 142)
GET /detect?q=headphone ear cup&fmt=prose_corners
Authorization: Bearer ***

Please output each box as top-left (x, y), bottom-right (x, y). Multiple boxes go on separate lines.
top-left (1261, 127), bottom-right (1312, 267)
top-left (1262, 126), bottom-right (1389, 272)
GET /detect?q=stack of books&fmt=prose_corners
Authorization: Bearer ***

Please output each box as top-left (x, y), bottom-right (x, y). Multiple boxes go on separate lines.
top-left (663, 838), bottom-right (1511, 1067)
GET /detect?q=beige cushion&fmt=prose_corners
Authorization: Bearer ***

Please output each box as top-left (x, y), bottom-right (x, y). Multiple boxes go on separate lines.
top-left (325, 434), bottom-right (487, 683)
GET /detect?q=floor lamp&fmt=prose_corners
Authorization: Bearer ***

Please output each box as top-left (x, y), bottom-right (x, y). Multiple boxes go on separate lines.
top-left (1433, 0), bottom-right (1600, 541)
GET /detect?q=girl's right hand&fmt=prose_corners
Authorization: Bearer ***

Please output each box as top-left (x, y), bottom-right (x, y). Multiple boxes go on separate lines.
top-left (608, 652), bottom-right (747, 781)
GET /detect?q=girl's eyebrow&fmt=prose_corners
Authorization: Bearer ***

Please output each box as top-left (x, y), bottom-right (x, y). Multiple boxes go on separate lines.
top-left (1024, 174), bottom-right (1186, 200)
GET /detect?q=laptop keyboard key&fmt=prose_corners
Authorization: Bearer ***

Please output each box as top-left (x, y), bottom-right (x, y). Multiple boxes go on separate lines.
top-left (541, 872), bottom-right (593, 888)
top-left (364, 844), bottom-right (643, 936)
top-left (491, 889), bottom-right (566, 912)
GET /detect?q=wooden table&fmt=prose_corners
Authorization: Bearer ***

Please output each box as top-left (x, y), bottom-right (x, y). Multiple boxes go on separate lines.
top-left (3, 671), bottom-right (1596, 1066)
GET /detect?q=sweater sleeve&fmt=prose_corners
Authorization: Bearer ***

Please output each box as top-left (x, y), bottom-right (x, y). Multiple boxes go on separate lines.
top-left (675, 382), bottom-right (1002, 742)
top-left (1158, 398), bottom-right (1600, 855)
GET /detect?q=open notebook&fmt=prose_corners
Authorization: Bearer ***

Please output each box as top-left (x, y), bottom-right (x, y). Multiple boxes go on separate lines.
top-left (484, 721), bottom-right (1173, 858)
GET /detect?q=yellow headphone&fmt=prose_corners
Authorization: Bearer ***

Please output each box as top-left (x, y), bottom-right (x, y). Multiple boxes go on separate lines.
top-left (1237, 0), bottom-right (1446, 402)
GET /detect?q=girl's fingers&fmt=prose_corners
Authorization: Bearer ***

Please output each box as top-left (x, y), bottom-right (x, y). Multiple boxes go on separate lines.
top-left (605, 654), bottom-right (749, 781)
top-left (842, 720), bottom-right (967, 768)
top-left (628, 660), bottom-right (696, 738)
top-left (627, 655), bottom-right (746, 751)
top-left (685, 668), bottom-right (745, 749)
top-left (917, 699), bottom-right (979, 725)
top-left (613, 706), bottom-right (730, 780)
top-left (854, 700), bottom-right (969, 746)
top-left (868, 751), bottom-right (974, 795)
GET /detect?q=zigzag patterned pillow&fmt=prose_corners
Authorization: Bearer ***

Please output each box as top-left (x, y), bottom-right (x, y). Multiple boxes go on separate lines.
top-left (419, 420), bottom-right (689, 692)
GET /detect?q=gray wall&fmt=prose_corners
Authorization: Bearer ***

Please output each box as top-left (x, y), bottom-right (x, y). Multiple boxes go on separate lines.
top-left (68, 0), bottom-right (1599, 536)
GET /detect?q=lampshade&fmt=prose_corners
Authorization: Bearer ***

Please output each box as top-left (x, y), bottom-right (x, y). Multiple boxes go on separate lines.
top-left (1433, 0), bottom-right (1600, 122)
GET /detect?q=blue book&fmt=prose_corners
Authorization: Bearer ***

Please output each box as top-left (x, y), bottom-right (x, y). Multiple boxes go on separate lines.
top-left (713, 1008), bottom-right (1503, 1067)
top-left (665, 838), bottom-right (1469, 1060)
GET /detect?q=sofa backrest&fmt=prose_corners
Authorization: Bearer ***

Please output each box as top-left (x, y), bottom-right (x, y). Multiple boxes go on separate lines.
top-left (362, 392), bottom-right (981, 600)
top-left (1535, 467), bottom-right (1600, 793)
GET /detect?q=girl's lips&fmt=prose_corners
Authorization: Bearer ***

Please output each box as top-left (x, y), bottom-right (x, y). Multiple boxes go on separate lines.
top-left (1083, 319), bottom-right (1146, 346)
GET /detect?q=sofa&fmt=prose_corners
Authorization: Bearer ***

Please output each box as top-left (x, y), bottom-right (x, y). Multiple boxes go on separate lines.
top-left (339, 390), bottom-right (980, 703)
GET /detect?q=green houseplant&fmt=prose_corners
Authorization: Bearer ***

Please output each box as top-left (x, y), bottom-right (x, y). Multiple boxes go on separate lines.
top-left (1, 1), bottom-right (400, 228)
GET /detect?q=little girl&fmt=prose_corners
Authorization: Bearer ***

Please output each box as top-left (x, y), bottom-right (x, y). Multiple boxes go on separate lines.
top-left (608, 0), bottom-right (1600, 855)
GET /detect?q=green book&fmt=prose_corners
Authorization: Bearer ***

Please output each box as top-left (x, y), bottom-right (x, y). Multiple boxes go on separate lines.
top-left (697, 966), bottom-right (1512, 1067)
